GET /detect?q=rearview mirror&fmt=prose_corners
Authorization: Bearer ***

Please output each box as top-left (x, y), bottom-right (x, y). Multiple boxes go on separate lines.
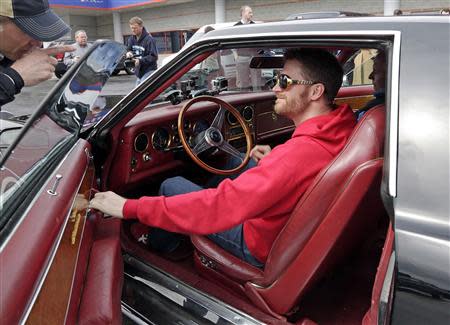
top-left (250, 56), bottom-right (285, 69)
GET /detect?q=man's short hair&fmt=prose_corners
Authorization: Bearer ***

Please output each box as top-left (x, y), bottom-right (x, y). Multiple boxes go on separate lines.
top-left (240, 5), bottom-right (251, 16)
top-left (75, 30), bottom-right (87, 38)
top-left (129, 16), bottom-right (144, 26)
top-left (284, 48), bottom-right (343, 104)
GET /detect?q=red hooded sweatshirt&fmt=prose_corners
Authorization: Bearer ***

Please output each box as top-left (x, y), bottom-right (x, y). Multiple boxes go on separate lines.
top-left (124, 104), bottom-right (356, 263)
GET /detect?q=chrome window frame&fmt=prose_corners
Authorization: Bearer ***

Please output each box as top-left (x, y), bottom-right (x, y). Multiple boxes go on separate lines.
top-left (197, 30), bottom-right (401, 197)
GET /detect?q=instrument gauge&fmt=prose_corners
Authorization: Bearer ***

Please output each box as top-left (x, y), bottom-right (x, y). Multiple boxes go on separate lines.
top-left (226, 111), bottom-right (238, 125)
top-left (151, 128), bottom-right (171, 151)
top-left (242, 106), bottom-right (254, 122)
top-left (134, 133), bottom-right (149, 152)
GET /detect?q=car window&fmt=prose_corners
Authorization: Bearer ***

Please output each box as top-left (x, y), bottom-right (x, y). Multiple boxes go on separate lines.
top-left (0, 41), bottom-right (126, 228)
top-left (153, 46), bottom-right (376, 108)
top-left (342, 49), bottom-right (377, 87)
top-left (151, 46), bottom-right (283, 106)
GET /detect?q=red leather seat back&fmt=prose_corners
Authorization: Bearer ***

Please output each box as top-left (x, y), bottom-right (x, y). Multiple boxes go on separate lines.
top-left (261, 105), bottom-right (385, 286)
top-left (192, 105), bottom-right (386, 316)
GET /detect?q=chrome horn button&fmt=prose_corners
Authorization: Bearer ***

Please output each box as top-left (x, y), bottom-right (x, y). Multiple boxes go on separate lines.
top-left (205, 128), bottom-right (224, 146)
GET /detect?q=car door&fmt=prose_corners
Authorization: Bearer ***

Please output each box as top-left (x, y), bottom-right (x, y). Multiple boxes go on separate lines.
top-left (0, 41), bottom-right (126, 325)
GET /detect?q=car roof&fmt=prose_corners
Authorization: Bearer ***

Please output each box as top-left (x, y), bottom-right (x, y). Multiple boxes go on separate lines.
top-left (285, 11), bottom-right (370, 20)
top-left (196, 15), bottom-right (447, 40)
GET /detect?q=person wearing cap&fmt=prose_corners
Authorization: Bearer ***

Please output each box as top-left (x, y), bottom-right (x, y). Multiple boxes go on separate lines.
top-left (0, 0), bottom-right (73, 109)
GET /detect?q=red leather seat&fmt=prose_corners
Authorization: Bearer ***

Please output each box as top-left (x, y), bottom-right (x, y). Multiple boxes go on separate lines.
top-left (191, 104), bottom-right (386, 317)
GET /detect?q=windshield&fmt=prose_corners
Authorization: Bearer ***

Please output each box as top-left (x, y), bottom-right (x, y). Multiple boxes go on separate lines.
top-left (151, 47), bottom-right (283, 106)
top-left (0, 41), bottom-right (126, 227)
top-left (148, 45), bottom-right (374, 110)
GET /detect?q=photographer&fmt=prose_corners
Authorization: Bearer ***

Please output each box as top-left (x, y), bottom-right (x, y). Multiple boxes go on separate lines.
top-left (126, 17), bottom-right (158, 86)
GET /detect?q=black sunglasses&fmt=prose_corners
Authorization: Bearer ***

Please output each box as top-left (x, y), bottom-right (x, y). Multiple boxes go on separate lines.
top-left (272, 73), bottom-right (316, 90)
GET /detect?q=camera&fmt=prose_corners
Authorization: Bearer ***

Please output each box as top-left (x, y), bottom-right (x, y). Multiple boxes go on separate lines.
top-left (180, 78), bottom-right (196, 93)
top-left (124, 45), bottom-right (145, 69)
top-left (211, 77), bottom-right (228, 92)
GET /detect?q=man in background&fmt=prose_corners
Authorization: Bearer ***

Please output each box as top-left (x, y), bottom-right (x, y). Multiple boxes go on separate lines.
top-left (64, 30), bottom-right (91, 67)
top-left (234, 5), bottom-right (259, 90)
top-left (357, 50), bottom-right (386, 119)
top-left (126, 16), bottom-right (158, 86)
top-left (235, 5), bottom-right (254, 25)
top-left (0, 0), bottom-right (73, 109)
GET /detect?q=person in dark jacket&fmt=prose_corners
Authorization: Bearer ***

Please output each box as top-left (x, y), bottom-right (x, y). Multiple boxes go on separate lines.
top-left (235, 5), bottom-right (255, 25)
top-left (126, 16), bottom-right (158, 86)
top-left (356, 50), bottom-right (386, 120)
top-left (0, 0), bottom-right (72, 110)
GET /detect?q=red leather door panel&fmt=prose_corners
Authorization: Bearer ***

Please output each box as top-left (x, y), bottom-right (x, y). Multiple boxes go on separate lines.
top-left (0, 140), bottom-right (93, 324)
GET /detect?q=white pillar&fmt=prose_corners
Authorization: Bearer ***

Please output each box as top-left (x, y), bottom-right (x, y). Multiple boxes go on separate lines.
top-left (215, 0), bottom-right (226, 23)
top-left (113, 12), bottom-right (123, 43)
top-left (384, 0), bottom-right (401, 15)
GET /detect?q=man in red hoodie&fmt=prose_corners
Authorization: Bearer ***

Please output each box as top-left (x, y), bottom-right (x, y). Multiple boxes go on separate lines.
top-left (90, 48), bottom-right (356, 268)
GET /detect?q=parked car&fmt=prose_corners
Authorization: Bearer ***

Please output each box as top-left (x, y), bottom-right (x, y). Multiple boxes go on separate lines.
top-left (1, 15), bottom-right (449, 325)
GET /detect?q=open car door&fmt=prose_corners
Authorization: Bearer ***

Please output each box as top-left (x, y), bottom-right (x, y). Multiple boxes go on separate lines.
top-left (0, 41), bottom-right (126, 325)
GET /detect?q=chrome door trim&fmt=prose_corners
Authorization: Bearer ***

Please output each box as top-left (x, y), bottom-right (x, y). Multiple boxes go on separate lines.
top-left (125, 255), bottom-right (266, 325)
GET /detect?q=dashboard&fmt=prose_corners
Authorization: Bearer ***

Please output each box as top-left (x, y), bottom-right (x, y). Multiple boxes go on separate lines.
top-left (108, 92), bottom-right (294, 190)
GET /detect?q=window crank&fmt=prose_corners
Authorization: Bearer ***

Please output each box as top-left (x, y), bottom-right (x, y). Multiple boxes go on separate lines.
top-left (47, 174), bottom-right (63, 196)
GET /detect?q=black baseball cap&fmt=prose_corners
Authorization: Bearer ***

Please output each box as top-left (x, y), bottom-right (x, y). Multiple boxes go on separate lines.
top-left (0, 0), bottom-right (71, 41)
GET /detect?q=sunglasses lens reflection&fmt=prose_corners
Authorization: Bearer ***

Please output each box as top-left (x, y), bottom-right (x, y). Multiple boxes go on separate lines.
top-left (280, 75), bottom-right (287, 89)
top-left (271, 74), bottom-right (288, 89)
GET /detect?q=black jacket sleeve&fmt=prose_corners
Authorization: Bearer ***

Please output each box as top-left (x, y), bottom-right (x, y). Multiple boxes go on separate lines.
top-left (139, 36), bottom-right (158, 66)
top-left (126, 36), bottom-right (133, 52)
top-left (0, 66), bottom-right (24, 108)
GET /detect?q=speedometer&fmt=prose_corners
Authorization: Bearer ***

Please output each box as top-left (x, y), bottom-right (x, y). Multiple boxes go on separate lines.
top-left (151, 128), bottom-right (170, 151)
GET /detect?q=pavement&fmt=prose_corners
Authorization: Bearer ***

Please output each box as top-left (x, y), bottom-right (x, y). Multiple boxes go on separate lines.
top-left (2, 72), bottom-right (137, 117)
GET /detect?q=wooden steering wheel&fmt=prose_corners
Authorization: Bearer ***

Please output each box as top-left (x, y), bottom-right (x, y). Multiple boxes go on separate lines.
top-left (178, 96), bottom-right (253, 175)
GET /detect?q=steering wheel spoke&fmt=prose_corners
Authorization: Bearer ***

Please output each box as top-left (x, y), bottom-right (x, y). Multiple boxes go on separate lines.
top-left (211, 106), bottom-right (226, 130)
top-left (193, 137), bottom-right (212, 155)
top-left (218, 141), bottom-right (243, 161)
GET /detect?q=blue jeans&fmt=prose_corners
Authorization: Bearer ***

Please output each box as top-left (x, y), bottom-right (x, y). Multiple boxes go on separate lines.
top-left (136, 69), bottom-right (155, 86)
top-left (149, 156), bottom-right (264, 268)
